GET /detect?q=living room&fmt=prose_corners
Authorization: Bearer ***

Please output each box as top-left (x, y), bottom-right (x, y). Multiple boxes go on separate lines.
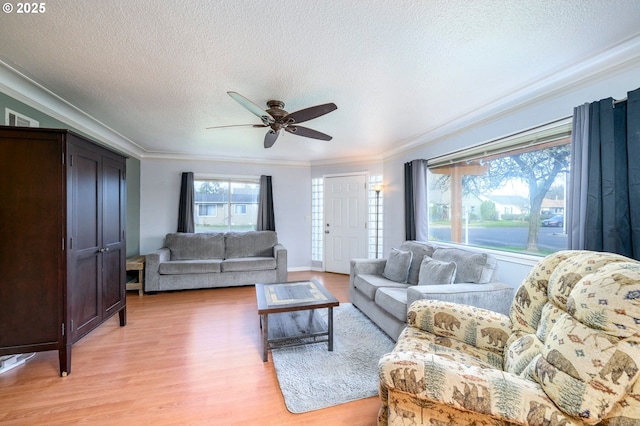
top-left (2, 2), bottom-right (640, 425)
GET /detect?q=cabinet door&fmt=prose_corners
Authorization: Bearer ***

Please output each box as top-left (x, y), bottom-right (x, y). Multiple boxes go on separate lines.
top-left (101, 156), bottom-right (126, 316)
top-left (68, 143), bottom-right (102, 342)
top-left (0, 133), bottom-right (64, 353)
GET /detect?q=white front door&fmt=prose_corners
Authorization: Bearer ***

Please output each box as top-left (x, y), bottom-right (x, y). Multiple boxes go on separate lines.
top-left (324, 174), bottom-right (368, 274)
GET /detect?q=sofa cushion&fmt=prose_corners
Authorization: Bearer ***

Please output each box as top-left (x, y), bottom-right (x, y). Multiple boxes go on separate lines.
top-left (225, 231), bottom-right (277, 258)
top-left (165, 232), bottom-right (225, 260)
top-left (382, 248), bottom-right (413, 282)
top-left (354, 274), bottom-right (409, 299)
top-left (220, 257), bottom-right (277, 272)
top-left (400, 241), bottom-right (437, 285)
top-left (417, 256), bottom-right (457, 285)
top-left (158, 259), bottom-right (222, 274)
top-left (375, 287), bottom-right (408, 322)
top-left (432, 247), bottom-right (496, 284)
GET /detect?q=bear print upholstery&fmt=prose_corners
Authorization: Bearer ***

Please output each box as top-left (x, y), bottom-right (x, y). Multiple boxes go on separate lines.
top-left (378, 250), bottom-right (640, 426)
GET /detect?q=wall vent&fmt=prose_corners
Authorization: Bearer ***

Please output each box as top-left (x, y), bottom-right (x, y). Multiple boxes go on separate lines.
top-left (5, 108), bottom-right (39, 127)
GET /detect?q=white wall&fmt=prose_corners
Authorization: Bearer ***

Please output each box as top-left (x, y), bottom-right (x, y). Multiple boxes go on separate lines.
top-left (381, 62), bottom-right (640, 288)
top-left (140, 158), bottom-right (312, 269)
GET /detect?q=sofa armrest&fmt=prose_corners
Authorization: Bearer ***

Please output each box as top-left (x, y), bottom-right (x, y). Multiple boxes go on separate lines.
top-left (349, 258), bottom-right (386, 286)
top-left (379, 350), bottom-right (560, 425)
top-left (273, 243), bottom-right (287, 282)
top-left (144, 248), bottom-right (170, 292)
top-left (407, 282), bottom-right (514, 315)
top-left (408, 299), bottom-right (512, 353)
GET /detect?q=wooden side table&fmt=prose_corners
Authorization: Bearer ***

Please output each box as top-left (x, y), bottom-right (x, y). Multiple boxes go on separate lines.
top-left (126, 255), bottom-right (145, 296)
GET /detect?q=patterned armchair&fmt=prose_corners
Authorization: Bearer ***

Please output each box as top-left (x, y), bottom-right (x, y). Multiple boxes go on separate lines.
top-left (378, 250), bottom-right (640, 425)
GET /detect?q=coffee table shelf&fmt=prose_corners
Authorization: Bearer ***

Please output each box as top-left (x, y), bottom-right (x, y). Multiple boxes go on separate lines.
top-left (255, 280), bottom-right (339, 362)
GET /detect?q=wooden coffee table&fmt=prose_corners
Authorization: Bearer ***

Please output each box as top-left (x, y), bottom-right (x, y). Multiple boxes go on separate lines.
top-left (255, 280), bottom-right (339, 362)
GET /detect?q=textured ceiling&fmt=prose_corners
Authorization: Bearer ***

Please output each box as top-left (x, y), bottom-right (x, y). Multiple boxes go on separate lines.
top-left (1, 0), bottom-right (640, 163)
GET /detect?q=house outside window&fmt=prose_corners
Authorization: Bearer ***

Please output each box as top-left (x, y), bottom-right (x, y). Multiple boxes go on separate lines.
top-left (194, 179), bottom-right (259, 232)
top-left (198, 204), bottom-right (217, 217)
top-left (427, 119), bottom-right (571, 256)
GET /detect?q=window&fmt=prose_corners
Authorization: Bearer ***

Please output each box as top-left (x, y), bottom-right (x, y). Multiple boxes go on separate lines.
top-left (311, 178), bottom-right (323, 262)
top-left (194, 178), bottom-right (259, 232)
top-left (427, 120), bottom-right (571, 256)
top-left (369, 175), bottom-right (383, 259)
top-left (5, 108), bottom-right (39, 127)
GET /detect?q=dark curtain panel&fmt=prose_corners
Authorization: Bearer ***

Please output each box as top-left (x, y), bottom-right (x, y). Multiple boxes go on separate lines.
top-left (584, 87), bottom-right (640, 259)
top-left (257, 175), bottom-right (276, 231)
top-left (177, 172), bottom-right (195, 233)
top-left (404, 161), bottom-right (416, 240)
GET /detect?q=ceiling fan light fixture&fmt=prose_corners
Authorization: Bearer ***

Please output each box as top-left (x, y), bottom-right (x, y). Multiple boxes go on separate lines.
top-left (211, 91), bottom-right (337, 148)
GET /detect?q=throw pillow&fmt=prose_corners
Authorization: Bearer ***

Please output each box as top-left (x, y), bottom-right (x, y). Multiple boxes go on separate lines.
top-left (417, 255), bottom-right (457, 285)
top-left (382, 248), bottom-right (413, 283)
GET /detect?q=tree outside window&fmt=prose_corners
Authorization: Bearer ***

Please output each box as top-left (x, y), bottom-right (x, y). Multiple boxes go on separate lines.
top-left (428, 123), bottom-right (571, 256)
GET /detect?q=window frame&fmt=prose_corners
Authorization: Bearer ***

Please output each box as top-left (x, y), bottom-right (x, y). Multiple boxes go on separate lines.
top-left (193, 176), bottom-right (259, 233)
top-left (426, 117), bottom-right (572, 257)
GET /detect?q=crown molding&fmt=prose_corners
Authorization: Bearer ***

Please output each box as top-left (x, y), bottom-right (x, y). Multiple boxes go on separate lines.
top-left (0, 61), bottom-right (146, 159)
top-left (140, 150), bottom-right (313, 167)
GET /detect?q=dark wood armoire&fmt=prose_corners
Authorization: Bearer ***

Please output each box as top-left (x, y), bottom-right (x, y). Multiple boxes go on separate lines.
top-left (0, 127), bottom-right (127, 376)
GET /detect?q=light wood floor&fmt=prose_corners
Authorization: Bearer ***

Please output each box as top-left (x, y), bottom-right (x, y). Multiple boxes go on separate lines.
top-left (0, 272), bottom-right (381, 425)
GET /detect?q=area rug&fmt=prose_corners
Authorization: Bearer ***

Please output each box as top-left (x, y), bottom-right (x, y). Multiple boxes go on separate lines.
top-left (271, 303), bottom-right (395, 413)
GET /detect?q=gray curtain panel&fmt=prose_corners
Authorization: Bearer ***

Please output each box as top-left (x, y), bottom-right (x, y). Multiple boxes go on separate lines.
top-left (177, 172), bottom-right (195, 233)
top-left (257, 175), bottom-right (276, 231)
top-left (404, 159), bottom-right (428, 241)
top-left (567, 104), bottom-right (590, 249)
top-left (583, 87), bottom-right (640, 259)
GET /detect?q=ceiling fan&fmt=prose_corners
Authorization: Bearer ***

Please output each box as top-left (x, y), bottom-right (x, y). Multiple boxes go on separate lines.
top-left (207, 91), bottom-right (337, 148)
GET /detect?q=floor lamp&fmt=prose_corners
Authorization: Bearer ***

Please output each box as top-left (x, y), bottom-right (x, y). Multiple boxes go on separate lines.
top-left (374, 184), bottom-right (382, 258)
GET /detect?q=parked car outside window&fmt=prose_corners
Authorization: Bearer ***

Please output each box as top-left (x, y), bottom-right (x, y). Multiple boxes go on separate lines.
top-left (542, 214), bottom-right (564, 227)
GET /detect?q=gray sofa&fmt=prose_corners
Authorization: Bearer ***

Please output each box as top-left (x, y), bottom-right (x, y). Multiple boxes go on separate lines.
top-left (349, 241), bottom-right (514, 341)
top-left (145, 231), bottom-right (287, 292)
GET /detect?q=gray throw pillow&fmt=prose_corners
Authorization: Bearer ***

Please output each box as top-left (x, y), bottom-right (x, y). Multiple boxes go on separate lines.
top-left (418, 255), bottom-right (457, 285)
top-left (382, 248), bottom-right (413, 283)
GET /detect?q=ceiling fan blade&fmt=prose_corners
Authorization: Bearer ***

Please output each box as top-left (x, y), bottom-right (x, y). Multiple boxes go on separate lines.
top-left (264, 129), bottom-right (282, 148)
top-left (285, 125), bottom-right (332, 141)
top-left (284, 103), bottom-right (337, 124)
top-left (227, 91), bottom-right (274, 125)
top-left (206, 124), bottom-right (267, 129)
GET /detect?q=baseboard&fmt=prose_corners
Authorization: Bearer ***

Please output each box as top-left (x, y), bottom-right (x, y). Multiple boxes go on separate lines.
top-left (287, 266), bottom-right (314, 272)
top-left (287, 266), bottom-right (326, 272)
